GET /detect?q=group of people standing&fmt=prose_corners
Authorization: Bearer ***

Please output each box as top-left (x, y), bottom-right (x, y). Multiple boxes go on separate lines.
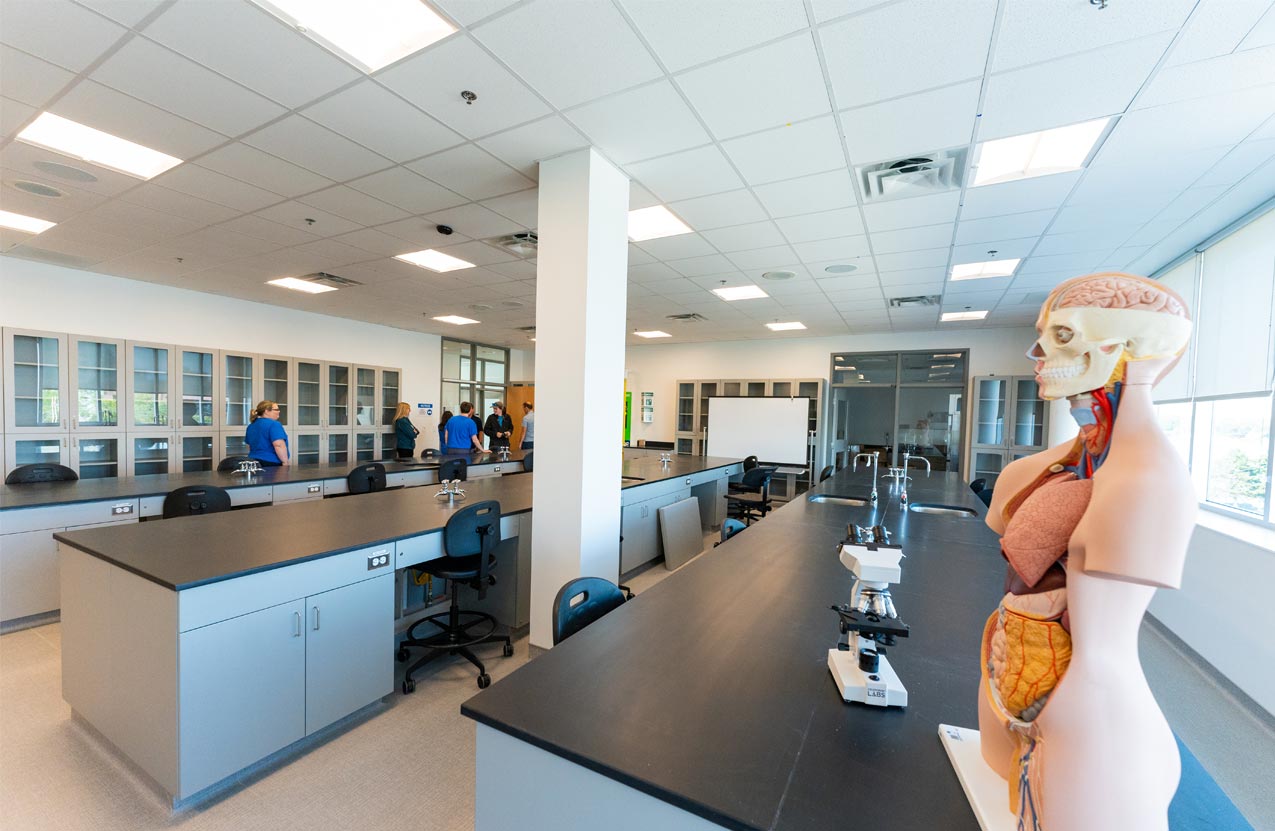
top-left (239, 398), bottom-right (534, 466)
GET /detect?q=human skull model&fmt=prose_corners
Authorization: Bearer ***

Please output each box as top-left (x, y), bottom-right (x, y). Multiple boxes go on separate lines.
top-left (1028, 273), bottom-right (1192, 400)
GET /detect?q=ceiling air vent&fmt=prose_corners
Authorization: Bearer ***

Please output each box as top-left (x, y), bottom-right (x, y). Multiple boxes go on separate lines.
top-left (666, 312), bottom-right (707, 322)
top-left (888, 295), bottom-right (941, 308)
top-left (302, 272), bottom-right (363, 288)
top-left (856, 147), bottom-right (967, 202)
top-left (515, 325), bottom-right (536, 333)
top-left (492, 232), bottom-right (538, 258)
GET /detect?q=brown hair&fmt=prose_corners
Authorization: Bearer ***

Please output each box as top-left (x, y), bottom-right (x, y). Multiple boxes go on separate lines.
top-left (249, 400), bottom-right (278, 422)
top-left (460, 401), bottom-right (473, 414)
top-left (394, 402), bottom-right (411, 421)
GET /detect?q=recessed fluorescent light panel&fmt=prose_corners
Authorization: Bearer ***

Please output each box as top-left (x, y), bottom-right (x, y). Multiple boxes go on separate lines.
top-left (628, 205), bottom-right (691, 242)
top-left (971, 117), bottom-right (1111, 187)
top-left (766, 321), bottom-right (806, 331)
top-left (17, 112), bottom-right (183, 180)
top-left (941, 310), bottom-right (989, 321)
top-left (712, 285), bottom-right (768, 301)
top-left (433, 315), bottom-right (479, 325)
top-left (248, 0), bottom-right (456, 73)
top-left (0, 210), bottom-right (56, 234)
top-left (634, 330), bottom-right (671, 338)
top-left (395, 249), bottom-right (475, 272)
top-left (950, 259), bottom-right (1021, 281)
top-left (268, 277), bottom-right (337, 294)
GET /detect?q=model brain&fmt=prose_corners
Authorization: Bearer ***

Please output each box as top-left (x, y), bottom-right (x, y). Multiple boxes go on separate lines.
top-left (1054, 275), bottom-right (1187, 317)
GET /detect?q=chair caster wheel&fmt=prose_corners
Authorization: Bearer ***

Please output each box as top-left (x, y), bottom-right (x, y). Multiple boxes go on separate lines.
top-left (502, 642), bottom-right (514, 657)
top-left (402, 678), bottom-right (416, 694)
top-left (396, 647), bottom-right (410, 663)
top-left (477, 673), bottom-right (491, 689)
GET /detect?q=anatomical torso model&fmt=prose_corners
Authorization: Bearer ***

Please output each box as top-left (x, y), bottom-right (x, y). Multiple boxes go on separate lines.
top-left (978, 273), bottom-right (1195, 831)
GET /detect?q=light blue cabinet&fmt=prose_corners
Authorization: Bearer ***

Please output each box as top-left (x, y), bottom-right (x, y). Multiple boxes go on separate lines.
top-left (304, 574), bottom-right (393, 734)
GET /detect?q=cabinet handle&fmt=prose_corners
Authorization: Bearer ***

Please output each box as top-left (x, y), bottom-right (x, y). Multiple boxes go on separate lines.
top-left (312, 606), bottom-right (320, 631)
top-left (293, 611), bottom-right (302, 637)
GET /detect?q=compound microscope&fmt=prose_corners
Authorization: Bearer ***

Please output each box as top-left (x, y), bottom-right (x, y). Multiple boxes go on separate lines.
top-left (828, 523), bottom-right (910, 707)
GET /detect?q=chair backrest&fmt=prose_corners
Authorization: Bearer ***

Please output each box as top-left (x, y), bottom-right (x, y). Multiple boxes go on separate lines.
top-left (742, 455), bottom-right (758, 472)
top-left (976, 487), bottom-right (993, 508)
top-left (4, 463), bottom-right (79, 484)
top-left (444, 500), bottom-right (501, 598)
top-left (217, 455), bottom-right (252, 472)
top-left (420, 448), bottom-right (439, 459)
top-left (162, 485), bottom-right (232, 518)
top-left (969, 478), bottom-right (986, 494)
top-left (740, 465), bottom-right (774, 491)
top-left (522, 450), bottom-right (533, 472)
top-left (818, 465), bottom-right (834, 483)
top-left (552, 576), bottom-right (627, 645)
top-left (720, 518), bottom-right (746, 543)
top-left (438, 457), bottom-right (467, 482)
top-left (346, 462), bottom-right (387, 495)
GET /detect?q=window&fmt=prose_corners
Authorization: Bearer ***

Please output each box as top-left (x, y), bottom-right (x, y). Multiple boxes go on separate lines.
top-left (1193, 396), bottom-right (1272, 519)
top-left (440, 338), bottom-right (508, 421)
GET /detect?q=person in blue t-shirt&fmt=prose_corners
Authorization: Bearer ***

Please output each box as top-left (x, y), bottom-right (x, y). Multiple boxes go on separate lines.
top-left (244, 400), bottom-right (290, 465)
top-left (444, 402), bottom-right (487, 453)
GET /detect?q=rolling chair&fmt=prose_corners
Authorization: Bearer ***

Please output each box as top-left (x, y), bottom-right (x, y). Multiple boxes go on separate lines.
top-left (5, 463), bottom-right (78, 484)
top-left (818, 465), bottom-right (835, 483)
top-left (714, 518), bottom-right (746, 546)
top-left (217, 455), bottom-right (252, 472)
top-left (438, 457), bottom-right (467, 482)
top-left (162, 485), bottom-right (232, 518)
top-left (742, 455), bottom-right (758, 472)
top-left (552, 577), bottom-right (627, 645)
top-left (724, 466), bottom-right (774, 526)
top-left (346, 462), bottom-right (387, 494)
top-left (420, 448), bottom-right (439, 459)
top-left (397, 500), bottom-right (512, 691)
top-left (521, 450), bottom-right (533, 472)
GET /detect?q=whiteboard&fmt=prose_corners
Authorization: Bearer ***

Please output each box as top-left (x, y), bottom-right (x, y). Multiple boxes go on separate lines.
top-left (706, 397), bottom-right (809, 466)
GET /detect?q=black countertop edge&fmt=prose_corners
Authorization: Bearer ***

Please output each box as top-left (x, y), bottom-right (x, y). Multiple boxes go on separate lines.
top-left (53, 505), bottom-right (536, 593)
top-left (460, 708), bottom-right (757, 831)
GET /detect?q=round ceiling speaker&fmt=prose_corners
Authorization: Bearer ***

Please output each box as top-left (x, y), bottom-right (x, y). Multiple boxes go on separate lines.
top-left (32, 161), bottom-right (99, 183)
top-left (823, 264), bottom-right (859, 274)
top-left (498, 300), bottom-right (525, 309)
top-left (761, 270), bottom-right (797, 281)
top-left (12, 180), bottom-right (63, 198)
top-left (468, 303), bottom-right (493, 311)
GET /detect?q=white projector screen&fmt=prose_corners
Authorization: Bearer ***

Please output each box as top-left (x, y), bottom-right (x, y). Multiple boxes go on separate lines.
top-left (706, 397), bottom-right (809, 467)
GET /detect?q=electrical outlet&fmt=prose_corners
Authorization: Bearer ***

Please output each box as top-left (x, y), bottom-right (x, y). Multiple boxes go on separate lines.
top-left (111, 504), bottom-right (133, 516)
top-left (367, 550), bottom-right (391, 570)
top-left (307, 484), bottom-right (321, 494)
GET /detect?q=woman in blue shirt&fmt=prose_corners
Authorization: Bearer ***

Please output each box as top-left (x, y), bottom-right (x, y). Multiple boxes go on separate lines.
top-left (244, 400), bottom-right (289, 466)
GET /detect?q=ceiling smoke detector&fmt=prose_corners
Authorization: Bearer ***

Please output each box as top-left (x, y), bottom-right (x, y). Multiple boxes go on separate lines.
top-left (888, 294), bottom-right (941, 308)
top-left (762, 270), bottom-right (797, 281)
top-left (856, 147), bottom-right (968, 202)
top-left (493, 231), bottom-right (538, 258)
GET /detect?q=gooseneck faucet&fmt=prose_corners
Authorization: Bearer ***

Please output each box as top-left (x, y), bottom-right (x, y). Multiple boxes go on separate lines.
top-left (899, 451), bottom-right (931, 505)
top-left (852, 451), bottom-right (879, 502)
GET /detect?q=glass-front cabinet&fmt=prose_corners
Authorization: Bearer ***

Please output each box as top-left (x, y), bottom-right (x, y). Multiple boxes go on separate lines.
top-left (354, 430), bottom-right (378, 463)
top-left (262, 356), bottom-right (290, 427)
top-left (380, 369), bottom-right (400, 427)
top-left (673, 377), bottom-right (825, 474)
top-left (354, 367), bottom-right (377, 428)
top-left (968, 375), bottom-right (1050, 489)
top-left (70, 336), bottom-right (122, 433)
top-left (222, 352), bottom-right (257, 430)
top-left (179, 348), bottom-right (217, 431)
top-left (127, 342), bottom-right (174, 431)
top-left (294, 432), bottom-right (321, 466)
top-left (328, 364), bottom-right (351, 429)
top-left (179, 434), bottom-right (216, 473)
top-left (5, 435), bottom-right (68, 468)
top-left (4, 329), bottom-right (67, 433)
top-left (296, 360), bottom-right (324, 429)
top-left (128, 434), bottom-right (173, 477)
top-left (73, 435), bottom-right (121, 480)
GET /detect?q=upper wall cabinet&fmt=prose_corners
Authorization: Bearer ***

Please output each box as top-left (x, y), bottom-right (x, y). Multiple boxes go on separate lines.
top-left (380, 369), bottom-right (400, 428)
top-left (221, 352), bottom-right (258, 431)
top-left (4, 329), bottom-right (68, 434)
top-left (179, 347), bottom-right (218, 432)
top-left (70, 335), bottom-right (124, 434)
top-left (126, 341), bottom-right (177, 432)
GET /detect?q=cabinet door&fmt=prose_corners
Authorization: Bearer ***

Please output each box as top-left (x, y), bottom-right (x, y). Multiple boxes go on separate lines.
top-left (72, 435), bottom-right (122, 480)
top-left (178, 600), bottom-right (306, 797)
top-left (1010, 378), bottom-right (1048, 451)
top-left (70, 335), bottom-right (123, 433)
top-left (295, 359), bottom-right (324, 429)
top-left (178, 347), bottom-right (218, 431)
top-left (354, 430), bottom-right (378, 463)
top-left (354, 366), bottom-right (377, 428)
top-left (293, 431), bottom-right (322, 466)
top-left (262, 356), bottom-right (291, 428)
top-left (178, 434), bottom-right (216, 473)
top-left (327, 364), bottom-right (351, 428)
top-left (379, 369), bottom-right (400, 427)
top-left (128, 434), bottom-right (175, 477)
top-left (5, 435), bottom-right (69, 475)
top-left (971, 449), bottom-right (1008, 489)
top-left (0, 528), bottom-right (62, 621)
top-left (126, 342), bottom-right (176, 431)
top-left (326, 432), bottom-right (349, 465)
top-left (222, 431), bottom-right (249, 461)
top-left (4, 329), bottom-right (68, 434)
top-left (973, 377), bottom-right (1008, 447)
top-left (304, 575), bottom-right (393, 735)
top-left (222, 353), bottom-right (258, 430)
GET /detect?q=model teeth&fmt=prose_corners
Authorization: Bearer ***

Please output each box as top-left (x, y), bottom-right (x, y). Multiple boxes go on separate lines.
top-left (1039, 358), bottom-right (1088, 380)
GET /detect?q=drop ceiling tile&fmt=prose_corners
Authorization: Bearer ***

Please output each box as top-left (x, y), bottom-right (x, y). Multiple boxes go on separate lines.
top-left (1239, 4), bottom-right (1275, 48)
top-left (487, 259), bottom-right (538, 279)
top-left (874, 247), bottom-right (949, 271)
top-left (700, 221), bottom-right (787, 253)
top-left (1109, 85), bottom-right (1274, 159)
top-left (253, 201), bottom-right (362, 236)
top-left (666, 189), bottom-right (767, 230)
top-left (634, 232), bottom-right (716, 260)
top-left (877, 266), bottom-right (946, 286)
top-left (1018, 252), bottom-right (1104, 274)
top-left (842, 81), bottom-right (980, 164)
top-left (298, 185), bottom-right (410, 226)
top-left (91, 37), bottom-right (285, 136)
top-left (752, 168), bottom-right (855, 218)
top-left (1, 139), bottom-right (140, 197)
top-left (1138, 45), bottom-right (1275, 110)
top-left (992, 0), bottom-right (1194, 72)
top-left (217, 215), bottom-right (320, 247)
top-left (199, 142), bottom-right (334, 198)
top-left (19, 222), bottom-right (136, 260)
top-left (0, 176), bottom-right (102, 222)
top-left (819, 0), bottom-right (996, 108)
top-left (332, 228), bottom-right (424, 257)
top-left (0, 96), bottom-right (36, 137)
top-left (939, 289), bottom-right (1004, 309)
top-left (347, 167), bottom-right (467, 214)
top-left (435, 239), bottom-right (518, 266)
top-left (619, 0), bottom-right (808, 73)
top-left (52, 79), bottom-right (228, 158)
top-left (376, 217), bottom-right (471, 249)
top-left (625, 145), bottom-right (743, 202)
top-left (302, 82), bottom-right (464, 163)
top-left (870, 222), bottom-right (953, 255)
top-left (675, 32), bottom-right (831, 139)
top-left (791, 234), bottom-right (871, 263)
top-left (773, 206), bottom-right (865, 243)
top-left (1049, 199), bottom-right (1163, 233)
top-left (477, 115), bottom-right (590, 179)
top-left (153, 163), bottom-right (283, 212)
top-left (426, 203), bottom-right (526, 239)
top-left (566, 81), bottom-right (710, 164)
top-left (1033, 228), bottom-right (1137, 257)
top-left (293, 238), bottom-right (379, 267)
top-left (473, 0), bottom-right (661, 109)
top-left (951, 237), bottom-right (1039, 262)
top-left (627, 244), bottom-right (656, 265)
top-left (945, 275), bottom-right (1014, 295)
top-left (376, 35), bottom-right (551, 140)
top-left (71, 0), bottom-right (158, 27)
top-left (955, 209), bottom-right (1056, 244)
top-left (862, 191), bottom-right (960, 232)
top-left (432, 0), bottom-right (521, 26)
top-left (243, 115), bottom-right (391, 182)
top-left (119, 183), bottom-right (241, 225)
top-left (629, 182), bottom-right (662, 210)
top-left (721, 116), bottom-right (845, 185)
top-left (628, 262), bottom-right (683, 283)
top-left (143, 0), bottom-right (361, 108)
top-left (667, 254), bottom-right (736, 278)
top-left (981, 34), bottom-right (1173, 141)
top-left (480, 189), bottom-right (540, 228)
top-left (0, 0), bottom-right (125, 72)
top-left (1194, 138), bottom-right (1275, 187)
top-left (0, 45), bottom-right (75, 107)
top-left (727, 244), bottom-right (799, 270)
top-left (409, 144), bottom-right (535, 201)
top-left (960, 172), bottom-right (1081, 220)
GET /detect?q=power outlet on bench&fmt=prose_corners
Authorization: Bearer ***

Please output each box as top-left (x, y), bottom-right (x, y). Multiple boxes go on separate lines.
top-left (111, 504), bottom-right (134, 516)
top-left (367, 550), bottom-right (391, 570)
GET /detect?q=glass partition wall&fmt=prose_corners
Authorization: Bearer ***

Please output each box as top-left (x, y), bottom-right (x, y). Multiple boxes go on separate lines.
top-left (826, 350), bottom-right (968, 474)
top-left (441, 339), bottom-right (508, 426)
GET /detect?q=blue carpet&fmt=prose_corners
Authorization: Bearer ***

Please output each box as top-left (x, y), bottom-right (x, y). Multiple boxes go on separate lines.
top-left (1171, 734), bottom-right (1253, 830)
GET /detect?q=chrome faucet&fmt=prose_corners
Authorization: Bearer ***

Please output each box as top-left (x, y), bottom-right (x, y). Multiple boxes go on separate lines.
top-left (852, 452), bottom-right (879, 502)
top-left (435, 479), bottom-right (466, 501)
top-left (899, 451), bottom-right (930, 505)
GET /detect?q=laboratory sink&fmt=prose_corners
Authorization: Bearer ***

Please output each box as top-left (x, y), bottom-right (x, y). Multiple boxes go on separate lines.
top-left (807, 494), bottom-right (869, 506)
top-left (908, 503), bottom-right (977, 517)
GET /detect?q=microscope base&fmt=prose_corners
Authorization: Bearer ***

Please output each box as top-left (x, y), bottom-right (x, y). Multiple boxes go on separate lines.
top-left (828, 648), bottom-right (908, 707)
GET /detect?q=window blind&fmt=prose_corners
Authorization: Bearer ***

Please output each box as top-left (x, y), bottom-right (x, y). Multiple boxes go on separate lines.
top-left (1154, 256), bottom-right (1198, 402)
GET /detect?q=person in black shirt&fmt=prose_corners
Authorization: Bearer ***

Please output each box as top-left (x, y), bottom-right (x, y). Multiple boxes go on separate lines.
top-left (484, 401), bottom-right (514, 449)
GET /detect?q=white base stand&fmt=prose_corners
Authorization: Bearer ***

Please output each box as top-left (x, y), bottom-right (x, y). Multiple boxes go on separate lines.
top-left (827, 648), bottom-right (908, 707)
top-left (937, 724), bottom-right (1017, 831)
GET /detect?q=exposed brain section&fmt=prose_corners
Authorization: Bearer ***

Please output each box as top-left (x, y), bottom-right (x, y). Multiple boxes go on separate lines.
top-left (1053, 275), bottom-right (1187, 317)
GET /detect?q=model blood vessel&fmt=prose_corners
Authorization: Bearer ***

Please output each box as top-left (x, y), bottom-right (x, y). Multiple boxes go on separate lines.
top-left (979, 273), bottom-right (1195, 831)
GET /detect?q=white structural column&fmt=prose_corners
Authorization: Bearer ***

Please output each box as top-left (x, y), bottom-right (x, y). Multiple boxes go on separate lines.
top-left (529, 148), bottom-right (630, 649)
